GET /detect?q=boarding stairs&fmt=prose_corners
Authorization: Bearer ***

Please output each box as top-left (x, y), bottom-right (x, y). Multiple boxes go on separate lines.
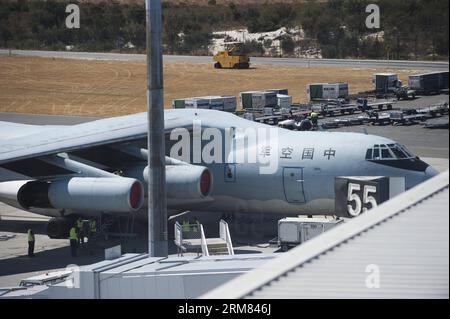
top-left (174, 219), bottom-right (234, 257)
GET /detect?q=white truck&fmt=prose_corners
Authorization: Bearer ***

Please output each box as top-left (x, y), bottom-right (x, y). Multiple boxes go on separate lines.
top-left (278, 217), bottom-right (343, 251)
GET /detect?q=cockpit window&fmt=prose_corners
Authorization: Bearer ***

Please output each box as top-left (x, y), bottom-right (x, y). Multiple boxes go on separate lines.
top-left (366, 143), bottom-right (414, 160)
top-left (401, 145), bottom-right (414, 158)
top-left (391, 145), bottom-right (408, 159)
top-left (373, 148), bottom-right (380, 159)
top-left (381, 148), bottom-right (393, 159)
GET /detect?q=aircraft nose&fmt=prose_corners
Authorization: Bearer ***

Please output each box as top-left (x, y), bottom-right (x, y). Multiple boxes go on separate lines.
top-left (425, 166), bottom-right (440, 180)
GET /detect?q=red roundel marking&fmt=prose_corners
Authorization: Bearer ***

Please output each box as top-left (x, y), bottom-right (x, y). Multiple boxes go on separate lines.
top-left (129, 182), bottom-right (141, 209)
top-left (200, 170), bottom-right (211, 196)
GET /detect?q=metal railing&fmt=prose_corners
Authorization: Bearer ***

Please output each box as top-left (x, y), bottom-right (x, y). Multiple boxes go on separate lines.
top-left (200, 224), bottom-right (209, 257)
top-left (219, 220), bottom-right (234, 255)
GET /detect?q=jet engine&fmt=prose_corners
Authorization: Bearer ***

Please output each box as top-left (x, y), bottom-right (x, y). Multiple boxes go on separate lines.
top-left (0, 177), bottom-right (144, 213)
top-left (144, 164), bottom-right (212, 199)
top-left (123, 163), bottom-right (212, 201)
top-left (46, 217), bottom-right (74, 239)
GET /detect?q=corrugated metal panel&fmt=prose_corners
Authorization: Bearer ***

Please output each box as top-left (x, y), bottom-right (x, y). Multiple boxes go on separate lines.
top-left (202, 171), bottom-right (449, 299)
top-left (248, 188), bottom-right (448, 299)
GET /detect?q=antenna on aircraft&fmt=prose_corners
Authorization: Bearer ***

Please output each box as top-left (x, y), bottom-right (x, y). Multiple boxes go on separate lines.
top-left (146, 0), bottom-right (168, 257)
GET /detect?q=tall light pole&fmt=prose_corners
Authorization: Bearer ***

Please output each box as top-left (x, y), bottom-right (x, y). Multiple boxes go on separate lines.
top-left (145, 0), bottom-right (168, 257)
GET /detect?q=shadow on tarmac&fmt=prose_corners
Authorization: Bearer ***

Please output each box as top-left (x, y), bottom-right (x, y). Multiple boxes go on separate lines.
top-left (0, 245), bottom-right (104, 277)
top-left (0, 219), bottom-right (48, 235)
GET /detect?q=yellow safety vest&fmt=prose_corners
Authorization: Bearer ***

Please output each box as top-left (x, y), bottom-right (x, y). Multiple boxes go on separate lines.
top-left (90, 220), bottom-right (96, 232)
top-left (27, 230), bottom-right (35, 242)
top-left (192, 221), bottom-right (199, 233)
top-left (182, 221), bottom-right (190, 232)
top-left (69, 227), bottom-right (78, 240)
top-left (77, 220), bottom-right (83, 229)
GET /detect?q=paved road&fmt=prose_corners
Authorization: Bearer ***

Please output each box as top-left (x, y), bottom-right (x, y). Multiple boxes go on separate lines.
top-left (1, 49), bottom-right (448, 70)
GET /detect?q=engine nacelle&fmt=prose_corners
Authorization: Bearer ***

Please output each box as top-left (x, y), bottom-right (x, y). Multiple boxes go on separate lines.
top-left (47, 217), bottom-right (74, 239)
top-left (0, 177), bottom-right (144, 213)
top-left (143, 165), bottom-right (212, 200)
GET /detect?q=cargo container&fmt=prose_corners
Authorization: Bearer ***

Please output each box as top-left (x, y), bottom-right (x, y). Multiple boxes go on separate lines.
top-left (240, 91), bottom-right (277, 110)
top-left (172, 95), bottom-right (237, 112)
top-left (439, 71), bottom-right (449, 90)
top-left (201, 96), bottom-right (224, 111)
top-left (306, 83), bottom-right (349, 101)
top-left (184, 97), bottom-right (210, 109)
top-left (372, 73), bottom-right (400, 94)
top-left (408, 71), bottom-right (446, 95)
top-left (240, 91), bottom-right (258, 109)
top-left (267, 88), bottom-right (289, 95)
top-left (278, 217), bottom-right (343, 251)
top-left (277, 94), bottom-right (292, 109)
top-left (172, 99), bottom-right (186, 109)
top-left (221, 96), bottom-right (237, 112)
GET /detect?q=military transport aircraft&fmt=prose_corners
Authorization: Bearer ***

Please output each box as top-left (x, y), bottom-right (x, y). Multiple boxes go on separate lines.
top-left (0, 109), bottom-right (438, 238)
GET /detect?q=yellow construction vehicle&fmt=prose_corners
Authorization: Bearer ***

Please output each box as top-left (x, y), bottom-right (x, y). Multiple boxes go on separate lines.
top-left (213, 42), bottom-right (250, 69)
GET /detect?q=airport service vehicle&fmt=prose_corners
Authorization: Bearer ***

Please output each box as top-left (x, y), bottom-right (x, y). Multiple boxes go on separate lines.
top-left (278, 217), bottom-right (343, 251)
top-left (357, 98), bottom-right (396, 111)
top-left (389, 109), bottom-right (427, 125)
top-left (409, 71), bottom-right (449, 95)
top-left (393, 86), bottom-right (416, 100)
top-left (213, 43), bottom-right (250, 69)
top-left (417, 103), bottom-right (449, 117)
top-left (0, 109), bottom-right (438, 239)
top-left (311, 102), bottom-right (359, 117)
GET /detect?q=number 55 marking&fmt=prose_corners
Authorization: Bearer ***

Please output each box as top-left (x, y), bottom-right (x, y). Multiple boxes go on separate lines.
top-left (347, 183), bottom-right (378, 217)
top-left (363, 185), bottom-right (377, 212)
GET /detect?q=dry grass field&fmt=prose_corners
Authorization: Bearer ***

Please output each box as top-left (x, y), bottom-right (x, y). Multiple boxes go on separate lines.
top-left (0, 55), bottom-right (420, 117)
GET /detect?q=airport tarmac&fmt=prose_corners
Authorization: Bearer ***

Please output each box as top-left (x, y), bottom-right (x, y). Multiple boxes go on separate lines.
top-left (0, 205), bottom-right (279, 287)
top-left (328, 94), bottom-right (449, 158)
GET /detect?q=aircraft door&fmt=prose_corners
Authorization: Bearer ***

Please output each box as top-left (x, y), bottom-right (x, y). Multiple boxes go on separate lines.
top-left (283, 168), bottom-right (306, 203)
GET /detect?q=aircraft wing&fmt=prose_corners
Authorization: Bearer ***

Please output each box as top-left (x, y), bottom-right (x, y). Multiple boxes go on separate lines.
top-left (0, 111), bottom-right (192, 165)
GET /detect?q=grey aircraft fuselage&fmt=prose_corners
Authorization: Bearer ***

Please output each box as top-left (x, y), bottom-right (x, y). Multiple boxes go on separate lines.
top-left (160, 109), bottom-right (437, 216)
top-left (0, 109), bottom-right (439, 219)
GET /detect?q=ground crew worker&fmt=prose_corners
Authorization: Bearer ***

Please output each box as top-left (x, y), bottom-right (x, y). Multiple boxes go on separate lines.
top-left (310, 111), bottom-right (319, 130)
top-left (182, 220), bottom-right (190, 235)
top-left (192, 218), bottom-right (200, 233)
top-left (27, 229), bottom-right (35, 257)
top-left (89, 219), bottom-right (97, 239)
top-left (77, 218), bottom-right (84, 248)
top-left (69, 226), bottom-right (78, 257)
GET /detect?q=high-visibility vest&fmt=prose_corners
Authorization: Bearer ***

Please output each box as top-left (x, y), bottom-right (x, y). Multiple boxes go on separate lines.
top-left (182, 221), bottom-right (190, 232)
top-left (77, 220), bottom-right (83, 229)
top-left (27, 230), bottom-right (35, 242)
top-left (192, 221), bottom-right (199, 233)
top-left (69, 227), bottom-right (78, 240)
top-left (90, 220), bottom-right (97, 232)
